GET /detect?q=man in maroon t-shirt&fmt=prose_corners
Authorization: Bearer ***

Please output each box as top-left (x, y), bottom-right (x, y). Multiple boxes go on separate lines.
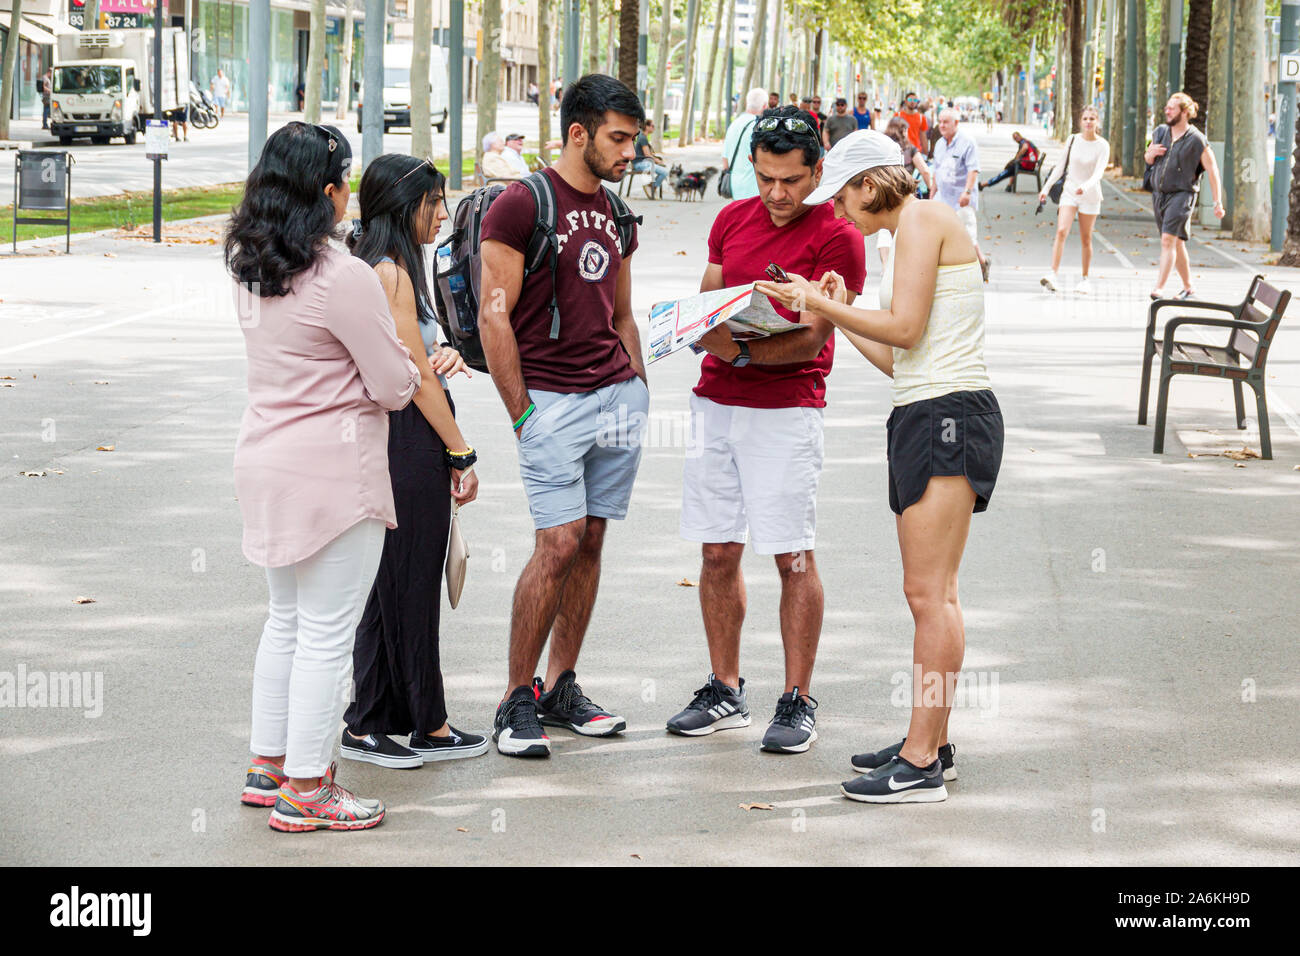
top-left (479, 75), bottom-right (650, 759)
top-left (664, 105), bottom-right (867, 754)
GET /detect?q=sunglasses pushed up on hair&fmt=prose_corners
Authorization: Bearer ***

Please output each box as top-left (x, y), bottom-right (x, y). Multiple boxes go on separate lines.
top-left (755, 116), bottom-right (817, 137)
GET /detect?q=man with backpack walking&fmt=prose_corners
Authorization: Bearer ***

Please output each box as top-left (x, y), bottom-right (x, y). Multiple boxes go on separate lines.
top-left (478, 74), bottom-right (650, 758)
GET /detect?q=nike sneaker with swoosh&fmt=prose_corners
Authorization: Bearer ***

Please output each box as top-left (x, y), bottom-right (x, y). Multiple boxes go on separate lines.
top-left (851, 739), bottom-right (957, 781)
top-left (665, 673), bottom-right (751, 736)
top-left (537, 671), bottom-right (627, 736)
top-left (840, 754), bottom-right (947, 804)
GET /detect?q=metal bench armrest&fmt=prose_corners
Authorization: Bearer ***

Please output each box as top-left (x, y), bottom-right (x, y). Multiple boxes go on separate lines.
top-left (1146, 298), bottom-right (1242, 339)
top-left (1161, 313), bottom-right (1266, 341)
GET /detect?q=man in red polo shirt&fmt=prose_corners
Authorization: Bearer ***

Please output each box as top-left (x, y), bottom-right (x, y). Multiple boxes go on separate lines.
top-left (664, 105), bottom-right (867, 754)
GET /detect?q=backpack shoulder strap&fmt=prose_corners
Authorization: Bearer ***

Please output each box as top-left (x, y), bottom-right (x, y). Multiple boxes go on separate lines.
top-left (520, 170), bottom-right (563, 339)
top-left (602, 186), bottom-right (642, 258)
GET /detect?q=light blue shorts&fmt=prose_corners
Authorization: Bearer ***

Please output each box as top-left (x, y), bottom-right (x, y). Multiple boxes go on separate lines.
top-left (515, 375), bottom-right (650, 530)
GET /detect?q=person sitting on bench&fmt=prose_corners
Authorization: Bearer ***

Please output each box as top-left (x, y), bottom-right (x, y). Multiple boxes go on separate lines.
top-left (978, 132), bottom-right (1039, 190)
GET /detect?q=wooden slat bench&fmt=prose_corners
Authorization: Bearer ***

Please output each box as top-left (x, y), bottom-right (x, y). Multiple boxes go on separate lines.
top-left (1009, 152), bottom-right (1046, 193)
top-left (1138, 274), bottom-right (1291, 459)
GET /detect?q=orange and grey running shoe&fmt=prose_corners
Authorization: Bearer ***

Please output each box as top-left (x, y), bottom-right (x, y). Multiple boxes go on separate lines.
top-left (241, 758), bottom-right (287, 807)
top-left (267, 762), bottom-right (385, 833)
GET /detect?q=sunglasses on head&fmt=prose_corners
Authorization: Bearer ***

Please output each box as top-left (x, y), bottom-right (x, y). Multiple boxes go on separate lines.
top-left (756, 116), bottom-right (816, 136)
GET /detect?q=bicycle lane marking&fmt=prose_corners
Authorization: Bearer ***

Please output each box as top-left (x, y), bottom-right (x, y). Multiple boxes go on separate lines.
top-left (0, 301), bottom-right (180, 358)
top-left (1101, 179), bottom-right (1258, 273)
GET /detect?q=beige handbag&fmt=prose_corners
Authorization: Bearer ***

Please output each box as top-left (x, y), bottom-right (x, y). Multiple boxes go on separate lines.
top-left (445, 498), bottom-right (469, 609)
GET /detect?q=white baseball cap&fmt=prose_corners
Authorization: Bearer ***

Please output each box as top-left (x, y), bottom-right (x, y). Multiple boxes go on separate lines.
top-left (804, 129), bottom-right (905, 205)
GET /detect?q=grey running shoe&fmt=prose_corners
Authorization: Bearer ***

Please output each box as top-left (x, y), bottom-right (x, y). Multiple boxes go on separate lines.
top-left (537, 671), bottom-right (627, 736)
top-left (851, 739), bottom-right (957, 781)
top-left (493, 685), bottom-right (551, 757)
top-left (666, 674), bottom-right (751, 736)
top-left (840, 755), bottom-right (947, 804)
top-left (760, 688), bottom-right (818, 754)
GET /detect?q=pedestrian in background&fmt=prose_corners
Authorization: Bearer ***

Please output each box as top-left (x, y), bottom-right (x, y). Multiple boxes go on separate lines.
top-left (633, 118), bottom-right (669, 198)
top-left (722, 88), bottom-right (766, 201)
top-left (932, 108), bottom-right (989, 281)
top-left (40, 70), bottom-right (52, 129)
top-left (978, 131), bottom-right (1039, 191)
top-left (211, 68), bottom-right (231, 118)
top-left (1144, 92), bottom-right (1226, 300)
top-left (853, 92), bottom-right (873, 130)
top-left (225, 123), bottom-right (420, 831)
top-left (823, 97), bottom-right (858, 150)
top-left (340, 154), bottom-right (488, 771)
top-left (755, 129), bottom-right (1003, 804)
top-left (897, 92), bottom-right (929, 151)
top-left (1038, 105), bottom-right (1110, 295)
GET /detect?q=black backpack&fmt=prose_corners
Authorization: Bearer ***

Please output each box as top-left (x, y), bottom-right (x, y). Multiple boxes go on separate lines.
top-left (433, 170), bottom-right (641, 373)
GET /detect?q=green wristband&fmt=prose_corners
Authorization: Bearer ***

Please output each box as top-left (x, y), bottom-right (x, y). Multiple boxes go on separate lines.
top-left (512, 402), bottom-right (536, 431)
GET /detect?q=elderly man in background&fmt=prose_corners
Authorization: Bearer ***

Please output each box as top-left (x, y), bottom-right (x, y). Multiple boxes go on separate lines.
top-left (932, 107), bottom-right (990, 281)
top-left (482, 131), bottom-right (520, 180)
top-left (502, 133), bottom-right (532, 177)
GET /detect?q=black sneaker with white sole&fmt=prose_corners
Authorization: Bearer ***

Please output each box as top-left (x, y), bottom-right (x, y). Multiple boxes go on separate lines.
top-left (840, 754), bottom-right (947, 803)
top-left (760, 688), bottom-right (818, 753)
top-left (409, 726), bottom-right (489, 763)
top-left (665, 674), bottom-right (751, 736)
top-left (493, 685), bottom-right (551, 757)
top-left (536, 671), bottom-right (626, 736)
top-left (339, 731), bottom-right (425, 769)
top-left (851, 739), bottom-right (957, 781)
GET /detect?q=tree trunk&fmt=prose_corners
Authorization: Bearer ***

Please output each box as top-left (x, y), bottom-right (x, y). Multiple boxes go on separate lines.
top-left (678, 0), bottom-right (703, 145)
top-left (617, 0), bottom-right (638, 89)
top-left (335, 0), bottom-right (357, 119)
top-left (1279, 108), bottom-right (1300, 264)
top-left (812, 25), bottom-right (823, 94)
top-left (1157, 0), bottom-right (1171, 104)
top-left (1231, 0), bottom-right (1268, 240)
top-left (82, 0), bottom-right (98, 29)
top-left (698, 0), bottom-right (724, 139)
top-left (1070, 0), bottom-right (1085, 131)
top-left (1207, 0), bottom-right (1230, 141)
top-left (304, 0), bottom-right (327, 122)
top-left (768, 0), bottom-right (783, 94)
top-left (607, 0), bottom-right (617, 75)
top-left (1183, 0), bottom-right (1211, 131)
top-left (477, 0), bottom-right (502, 165)
top-left (740, 0), bottom-right (767, 96)
top-left (651, 0), bottom-right (673, 150)
top-left (539, 0), bottom-right (554, 161)
top-left (1131, 0), bottom-right (1147, 172)
top-left (0, 0), bottom-right (24, 140)
top-left (720, 0), bottom-right (736, 127)
top-left (411, 0), bottom-right (432, 158)
top-left (1109, 4), bottom-right (1126, 165)
top-left (588, 0), bottom-right (600, 75)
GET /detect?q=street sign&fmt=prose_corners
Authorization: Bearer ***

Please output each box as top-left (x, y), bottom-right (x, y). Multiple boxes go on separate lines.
top-left (13, 151), bottom-right (74, 253)
top-left (145, 120), bottom-right (169, 160)
top-left (1282, 53), bottom-right (1300, 83)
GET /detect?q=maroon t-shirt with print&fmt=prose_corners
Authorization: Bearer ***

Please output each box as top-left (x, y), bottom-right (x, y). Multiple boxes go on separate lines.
top-left (479, 167), bottom-right (639, 393)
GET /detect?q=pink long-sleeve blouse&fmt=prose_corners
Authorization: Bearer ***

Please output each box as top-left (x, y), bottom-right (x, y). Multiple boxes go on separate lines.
top-left (233, 245), bottom-right (420, 567)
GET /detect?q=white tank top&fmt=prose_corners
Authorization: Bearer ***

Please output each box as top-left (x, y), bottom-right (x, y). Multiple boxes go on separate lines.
top-left (880, 242), bottom-right (992, 406)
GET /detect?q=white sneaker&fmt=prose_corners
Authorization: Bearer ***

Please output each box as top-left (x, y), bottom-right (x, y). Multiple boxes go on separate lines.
top-left (1040, 272), bottom-right (1059, 293)
top-left (1075, 277), bottom-right (1092, 295)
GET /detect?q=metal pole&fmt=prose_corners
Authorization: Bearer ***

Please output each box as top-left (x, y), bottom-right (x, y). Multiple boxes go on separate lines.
top-left (1167, 0), bottom-right (1182, 95)
top-left (249, 0), bottom-right (270, 169)
top-left (638, 0), bottom-right (648, 104)
top-left (449, 0), bottom-right (464, 189)
top-left (1274, 0), bottom-right (1299, 250)
top-left (1027, 35), bottom-right (1036, 123)
top-left (1122, 0), bottom-right (1137, 173)
top-left (153, 0), bottom-right (163, 243)
top-left (1104, 0), bottom-right (1114, 131)
top-left (1224, 2), bottom-right (1235, 223)
top-left (723, 10), bottom-right (732, 118)
top-left (362, 0), bottom-right (384, 170)
top-left (564, 0), bottom-right (580, 86)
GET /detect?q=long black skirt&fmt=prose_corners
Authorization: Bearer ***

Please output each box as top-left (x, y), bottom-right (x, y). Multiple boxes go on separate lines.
top-left (345, 394), bottom-right (454, 737)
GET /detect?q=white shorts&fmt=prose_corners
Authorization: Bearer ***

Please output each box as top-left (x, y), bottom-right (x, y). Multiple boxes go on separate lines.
top-left (1060, 193), bottom-right (1101, 216)
top-left (679, 394), bottom-right (824, 555)
top-left (956, 205), bottom-right (979, 245)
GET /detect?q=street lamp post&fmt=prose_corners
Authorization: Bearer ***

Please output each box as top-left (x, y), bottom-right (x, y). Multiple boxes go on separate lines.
top-left (1274, 0), bottom-right (1299, 251)
top-left (152, 0), bottom-right (163, 242)
top-left (362, 0), bottom-right (384, 171)
top-left (449, 0), bottom-right (464, 189)
top-left (249, 0), bottom-right (270, 169)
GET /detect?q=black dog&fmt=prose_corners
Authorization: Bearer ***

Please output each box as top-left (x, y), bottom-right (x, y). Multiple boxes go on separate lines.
top-left (669, 164), bottom-right (720, 201)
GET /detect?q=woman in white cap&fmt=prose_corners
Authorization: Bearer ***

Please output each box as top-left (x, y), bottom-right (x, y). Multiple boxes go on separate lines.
top-left (755, 129), bottom-right (1004, 806)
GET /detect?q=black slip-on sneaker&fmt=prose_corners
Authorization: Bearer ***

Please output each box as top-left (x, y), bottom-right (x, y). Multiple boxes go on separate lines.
top-left (851, 739), bottom-right (957, 781)
top-left (409, 726), bottom-right (489, 763)
top-left (339, 731), bottom-right (424, 770)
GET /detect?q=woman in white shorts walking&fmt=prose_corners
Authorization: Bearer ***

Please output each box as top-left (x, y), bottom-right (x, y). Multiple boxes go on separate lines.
top-left (1038, 105), bottom-right (1109, 295)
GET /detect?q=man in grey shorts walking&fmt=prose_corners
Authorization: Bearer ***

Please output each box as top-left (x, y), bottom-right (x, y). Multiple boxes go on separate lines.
top-left (1144, 91), bottom-right (1225, 300)
top-left (479, 75), bottom-right (650, 758)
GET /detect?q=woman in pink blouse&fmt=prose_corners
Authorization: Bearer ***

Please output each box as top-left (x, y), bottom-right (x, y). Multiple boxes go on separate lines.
top-left (224, 123), bottom-right (420, 832)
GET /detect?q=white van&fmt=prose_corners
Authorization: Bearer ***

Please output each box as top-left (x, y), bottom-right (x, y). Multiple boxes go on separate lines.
top-left (358, 43), bottom-right (449, 133)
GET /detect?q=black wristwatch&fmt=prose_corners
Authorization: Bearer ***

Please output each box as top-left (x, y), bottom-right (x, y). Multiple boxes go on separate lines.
top-left (731, 340), bottom-right (751, 368)
top-left (444, 447), bottom-right (478, 470)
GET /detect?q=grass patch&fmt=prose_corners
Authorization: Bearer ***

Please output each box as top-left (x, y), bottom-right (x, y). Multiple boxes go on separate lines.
top-left (2, 182), bottom-right (245, 242)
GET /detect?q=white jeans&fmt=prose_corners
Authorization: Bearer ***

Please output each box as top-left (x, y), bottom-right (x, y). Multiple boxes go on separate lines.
top-left (249, 518), bottom-right (386, 778)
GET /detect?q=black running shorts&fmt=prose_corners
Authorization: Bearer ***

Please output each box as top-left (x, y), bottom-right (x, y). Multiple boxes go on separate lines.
top-left (1153, 189), bottom-right (1197, 242)
top-left (886, 389), bottom-right (1004, 516)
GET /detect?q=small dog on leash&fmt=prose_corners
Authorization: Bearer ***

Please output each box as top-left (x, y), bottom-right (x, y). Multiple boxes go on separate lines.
top-left (668, 165), bottom-right (719, 201)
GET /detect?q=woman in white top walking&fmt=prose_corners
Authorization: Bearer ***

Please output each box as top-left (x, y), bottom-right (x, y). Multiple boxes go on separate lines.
top-left (756, 131), bottom-right (1004, 806)
top-left (1037, 105), bottom-right (1109, 294)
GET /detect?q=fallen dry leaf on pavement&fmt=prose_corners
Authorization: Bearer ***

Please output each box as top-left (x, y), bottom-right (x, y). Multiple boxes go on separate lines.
top-left (674, 250), bottom-right (687, 255)
top-left (1234, 462), bottom-right (1247, 468)
top-left (21, 470), bottom-right (46, 477)
top-left (677, 578), bottom-right (697, 587)
top-left (456, 827), bottom-right (467, 833)
top-left (739, 802), bottom-right (774, 811)
top-left (103, 252), bottom-right (116, 258)
top-left (93, 381), bottom-right (109, 385)
top-left (1223, 447), bottom-right (1259, 461)
top-left (96, 445), bottom-right (115, 452)
top-left (73, 596), bottom-right (96, 604)
top-left (1, 375), bottom-right (13, 380)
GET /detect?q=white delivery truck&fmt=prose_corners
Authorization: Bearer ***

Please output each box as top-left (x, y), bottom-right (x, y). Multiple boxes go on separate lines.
top-left (357, 43), bottom-right (448, 134)
top-left (51, 28), bottom-right (188, 146)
